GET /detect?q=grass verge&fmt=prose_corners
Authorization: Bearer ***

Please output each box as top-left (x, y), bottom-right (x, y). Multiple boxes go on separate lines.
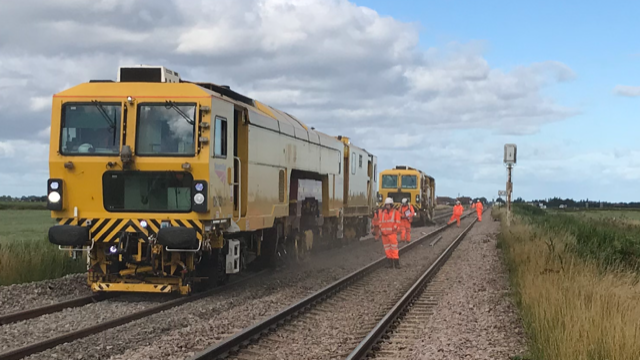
top-left (495, 206), bottom-right (640, 359)
top-left (0, 210), bottom-right (86, 286)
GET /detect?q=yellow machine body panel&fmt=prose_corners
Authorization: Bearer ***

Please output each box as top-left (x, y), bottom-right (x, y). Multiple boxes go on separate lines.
top-left (49, 82), bottom-right (221, 224)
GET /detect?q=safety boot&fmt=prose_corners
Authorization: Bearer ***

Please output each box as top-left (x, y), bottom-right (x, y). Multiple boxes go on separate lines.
top-left (386, 258), bottom-right (393, 268)
top-left (394, 259), bottom-right (401, 269)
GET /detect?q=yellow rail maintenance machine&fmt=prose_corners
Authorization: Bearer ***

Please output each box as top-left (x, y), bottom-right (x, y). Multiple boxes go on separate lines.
top-left (377, 166), bottom-right (436, 226)
top-left (46, 65), bottom-right (377, 295)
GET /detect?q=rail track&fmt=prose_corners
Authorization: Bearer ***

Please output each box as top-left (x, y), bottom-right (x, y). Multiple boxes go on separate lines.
top-left (346, 210), bottom-right (486, 359)
top-left (188, 211), bottom-right (478, 360)
top-left (0, 294), bottom-right (114, 326)
top-left (0, 271), bottom-right (265, 360)
top-left (0, 209), bottom-right (481, 360)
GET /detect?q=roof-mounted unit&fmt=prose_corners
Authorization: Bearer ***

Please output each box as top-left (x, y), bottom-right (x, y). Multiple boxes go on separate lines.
top-left (117, 65), bottom-right (181, 83)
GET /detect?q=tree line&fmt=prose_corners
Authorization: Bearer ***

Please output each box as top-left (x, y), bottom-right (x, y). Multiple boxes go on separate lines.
top-left (0, 195), bottom-right (47, 203)
top-left (505, 196), bottom-right (640, 209)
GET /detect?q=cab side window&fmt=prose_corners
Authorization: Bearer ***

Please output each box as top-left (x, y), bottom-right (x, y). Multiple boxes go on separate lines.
top-left (214, 116), bottom-right (227, 158)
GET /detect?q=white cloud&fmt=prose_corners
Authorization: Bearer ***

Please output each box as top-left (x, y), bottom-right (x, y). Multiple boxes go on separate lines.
top-left (30, 96), bottom-right (51, 112)
top-left (0, 0), bottom-right (587, 198)
top-left (37, 126), bottom-right (51, 140)
top-left (0, 140), bottom-right (49, 196)
top-left (614, 85), bottom-right (640, 97)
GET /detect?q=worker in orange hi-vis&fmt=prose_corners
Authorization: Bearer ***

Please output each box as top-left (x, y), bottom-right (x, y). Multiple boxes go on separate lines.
top-left (399, 198), bottom-right (415, 243)
top-left (472, 199), bottom-right (484, 222)
top-left (448, 200), bottom-right (464, 227)
top-left (379, 197), bottom-right (402, 268)
top-left (371, 207), bottom-right (381, 241)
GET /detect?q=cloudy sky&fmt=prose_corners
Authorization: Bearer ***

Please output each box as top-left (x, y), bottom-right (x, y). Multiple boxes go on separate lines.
top-left (0, 0), bottom-right (638, 202)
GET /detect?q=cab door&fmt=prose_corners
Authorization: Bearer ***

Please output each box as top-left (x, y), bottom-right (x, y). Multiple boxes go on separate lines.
top-left (232, 106), bottom-right (248, 221)
top-left (210, 98), bottom-right (235, 220)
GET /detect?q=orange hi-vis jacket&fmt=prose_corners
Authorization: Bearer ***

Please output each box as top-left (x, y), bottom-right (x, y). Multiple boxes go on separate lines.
top-left (400, 204), bottom-right (415, 221)
top-left (371, 208), bottom-right (381, 236)
top-left (472, 202), bottom-right (484, 212)
top-left (378, 208), bottom-right (401, 235)
top-left (453, 204), bottom-right (464, 216)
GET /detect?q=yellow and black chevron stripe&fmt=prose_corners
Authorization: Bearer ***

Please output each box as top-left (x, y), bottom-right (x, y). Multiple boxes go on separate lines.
top-left (55, 218), bottom-right (203, 243)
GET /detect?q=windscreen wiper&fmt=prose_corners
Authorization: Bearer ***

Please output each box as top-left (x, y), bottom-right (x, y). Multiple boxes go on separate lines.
top-left (165, 101), bottom-right (195, 125)
top-left (91, 100), bottom-right (116, 129)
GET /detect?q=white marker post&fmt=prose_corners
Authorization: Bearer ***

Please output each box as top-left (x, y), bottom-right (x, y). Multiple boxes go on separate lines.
top-left (504, 144), bottom-right (517, 227)
top-left (498, 190), bottom-right (506, 209)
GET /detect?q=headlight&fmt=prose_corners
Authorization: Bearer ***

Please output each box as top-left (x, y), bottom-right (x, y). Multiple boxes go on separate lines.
top-left (140, 220), bottom-right (148, 229)
top-left (194, 193), bottom-right (205, 205)
top-left (48, 191), bottom-right (61, 203)
top-left (47, 178), bottom-right (64, 210)
top-left (192, 180), bottom-right (208, 213)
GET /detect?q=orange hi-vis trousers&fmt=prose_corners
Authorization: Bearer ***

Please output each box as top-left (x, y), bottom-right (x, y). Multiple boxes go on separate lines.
top-left (372, 210), bottom-right (381, 240)
top-left (400, 220), bottom-right (411, 242)
top-left (379, 209), bottom-right (401, 259)
top-left (400, 205), bottom-right (415, 242)
top-left (448, 205), bottom-right (464, 227)
top-left (382, 234), bottom-right (399, 260)
top-left (472, 203), bottom-right (484, 222)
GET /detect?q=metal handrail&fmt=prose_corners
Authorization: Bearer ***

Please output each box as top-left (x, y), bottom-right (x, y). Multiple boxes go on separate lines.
top-left (58, 239), bottom-right (95, 252)
top-left (233, 156), bottom-right (242, 223)
top-left (165, 239), bottom-right (202, 253)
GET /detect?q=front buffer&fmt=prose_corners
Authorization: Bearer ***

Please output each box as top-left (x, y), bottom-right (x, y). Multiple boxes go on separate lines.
top-left (48, 218), bottom-right (233, 295)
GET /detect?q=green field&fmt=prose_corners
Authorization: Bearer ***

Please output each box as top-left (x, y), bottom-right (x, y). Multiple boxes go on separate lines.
top-left (498, 205), bottom-right (640, 359)
top-left (566, 209), bottom-right (640, 226)
top-left (0, 209), bottom-right (85, 286)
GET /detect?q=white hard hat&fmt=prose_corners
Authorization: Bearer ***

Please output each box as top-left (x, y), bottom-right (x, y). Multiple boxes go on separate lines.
top-left (456, 200), bottom-right (461, 204)
top-left (402, 198), bottom-right (408, 204)
top-left (385, 197), bottom-right (394, 205)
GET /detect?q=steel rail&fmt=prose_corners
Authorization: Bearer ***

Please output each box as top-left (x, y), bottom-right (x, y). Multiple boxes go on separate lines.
top-left (346, 208), bottom-right (488, 359)
top-left (188, 212), bottom-right (475, 360)
top-left (0, 294), bottom-right (114, 326)
top-left (0, 271), bottom-right (266, 360)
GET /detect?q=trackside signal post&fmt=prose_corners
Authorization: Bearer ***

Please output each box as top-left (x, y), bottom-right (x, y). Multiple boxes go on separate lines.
top-left (504, 144), bottom-right (517, 226)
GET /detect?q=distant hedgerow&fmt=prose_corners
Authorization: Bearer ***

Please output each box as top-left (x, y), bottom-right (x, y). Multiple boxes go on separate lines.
top-left (513, 204), bottom-right (640, 271)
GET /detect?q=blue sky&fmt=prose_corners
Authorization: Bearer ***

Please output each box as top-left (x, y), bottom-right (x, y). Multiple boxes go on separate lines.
top-left (356, 0), bottom-right (640, 149)
top-left (355, 0), bottom-right (640, 201)
top-left (0, 0), bottom-right (638, 202)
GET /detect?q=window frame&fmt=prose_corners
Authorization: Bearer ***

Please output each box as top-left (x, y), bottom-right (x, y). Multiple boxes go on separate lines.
top-left (351, 152), bottom-right (357, 174)
top-left (134, 102), bottom-right (198, 157)
top-left (213, 116), bottom-right (228, 158)
top-left (359, 154), bottom-right (363, 168)
top-left (59, 101), bottom-right (123, 157)
top-left (381, 174), bottom-right (398, 189)
top-left (401, 175), bottom-right (418, 189)
top-left (102, 170), bottom-right (194, 213)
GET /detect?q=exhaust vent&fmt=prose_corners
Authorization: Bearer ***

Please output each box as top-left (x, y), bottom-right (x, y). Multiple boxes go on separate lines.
top-left (117, 65), bottom-right (181, 83)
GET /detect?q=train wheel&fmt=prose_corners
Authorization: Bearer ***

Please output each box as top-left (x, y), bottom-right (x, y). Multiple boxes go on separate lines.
top-left (258, 221), bottom-right (285, 269)
top-left (195, 248), bottom-right (228, 291)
